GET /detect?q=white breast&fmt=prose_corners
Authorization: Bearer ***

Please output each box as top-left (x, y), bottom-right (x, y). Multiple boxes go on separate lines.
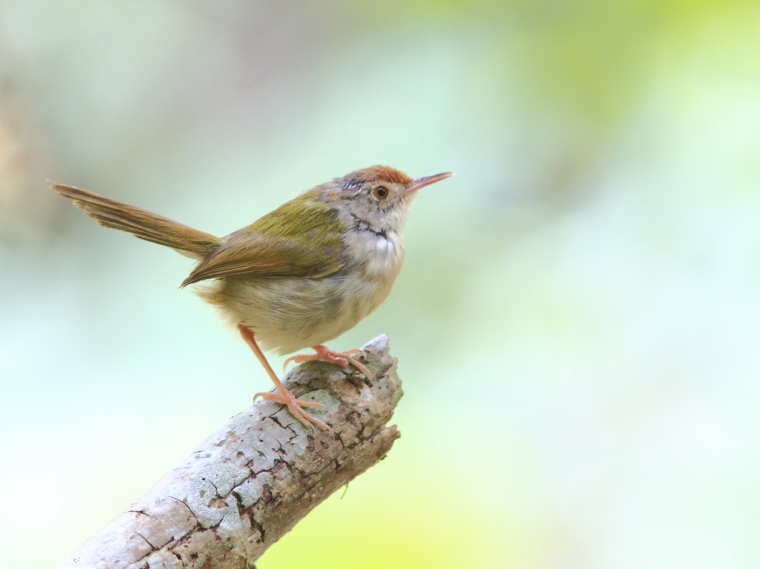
top-left (344, 229), bottom-right (405, 278)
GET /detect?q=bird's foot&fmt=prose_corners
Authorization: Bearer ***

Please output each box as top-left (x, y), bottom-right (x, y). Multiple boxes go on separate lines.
top-left (283, 345), bottom-right (371, 378)
top-left (238, 324), bottom-right (332, 431)
top-left (254, 387), bottom-right (331, 432)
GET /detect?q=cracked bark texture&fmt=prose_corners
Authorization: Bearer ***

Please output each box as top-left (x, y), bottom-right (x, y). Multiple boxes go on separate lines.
top-left (55, 335), bottom-right (402, 569)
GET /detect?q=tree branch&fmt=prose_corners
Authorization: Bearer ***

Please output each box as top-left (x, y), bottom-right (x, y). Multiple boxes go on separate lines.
top-left (55, 335), bottom-right (403, 569)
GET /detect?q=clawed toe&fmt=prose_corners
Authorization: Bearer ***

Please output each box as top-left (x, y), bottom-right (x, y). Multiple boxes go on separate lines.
top-left (283, 345), bottom-right (371, 379)
top-left (254, 391), bottom-right (326, 408)
top-left (253, 390), bottom-right (331, 431)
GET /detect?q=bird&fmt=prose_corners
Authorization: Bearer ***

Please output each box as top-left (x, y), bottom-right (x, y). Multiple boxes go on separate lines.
top-left (50, 166), bottom-right (454, 430)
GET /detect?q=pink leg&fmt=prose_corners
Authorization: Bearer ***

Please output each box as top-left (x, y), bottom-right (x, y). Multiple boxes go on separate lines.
top-left (283, 345), bottom-right (371, 378)
top-left (238, 325), bottom-right (331, 431)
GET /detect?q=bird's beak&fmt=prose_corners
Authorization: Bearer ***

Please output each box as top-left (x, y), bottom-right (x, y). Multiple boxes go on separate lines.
top-left (402, 172), bottom-right (455, 197)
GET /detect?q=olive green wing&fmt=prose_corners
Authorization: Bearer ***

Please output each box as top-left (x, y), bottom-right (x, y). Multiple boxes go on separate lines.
top-left (180, 193), bottom-right (347, 287)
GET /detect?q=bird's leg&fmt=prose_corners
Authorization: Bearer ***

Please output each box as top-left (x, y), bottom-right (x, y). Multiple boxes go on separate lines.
top-left (237, 324), bottom-right (330, 432)
top-left (283, 345), bottom-right (371, 379)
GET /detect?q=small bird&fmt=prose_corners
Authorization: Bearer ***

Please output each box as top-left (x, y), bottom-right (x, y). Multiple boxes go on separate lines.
top-left (50, 166), bottom-right (453, 430)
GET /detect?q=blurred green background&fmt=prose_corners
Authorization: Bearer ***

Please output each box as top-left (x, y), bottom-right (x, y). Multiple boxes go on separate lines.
top-left (3, 0), bottom-right (760, 567)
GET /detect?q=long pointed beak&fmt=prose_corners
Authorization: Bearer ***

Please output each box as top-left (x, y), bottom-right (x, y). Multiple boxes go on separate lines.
top-left (403, 171), bottom-right (455, 197)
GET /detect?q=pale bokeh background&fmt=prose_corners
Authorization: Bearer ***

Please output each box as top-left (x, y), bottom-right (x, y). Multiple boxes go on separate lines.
top-left (2, 1), bottom-right (760, 568)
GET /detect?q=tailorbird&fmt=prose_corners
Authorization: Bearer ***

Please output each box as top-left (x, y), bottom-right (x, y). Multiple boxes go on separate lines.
top-left (50, 166), bottom-right (453, 430)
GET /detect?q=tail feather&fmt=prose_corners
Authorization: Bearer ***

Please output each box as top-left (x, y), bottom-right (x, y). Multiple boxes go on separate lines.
top-left (50, 182), bottom-right (222, 259)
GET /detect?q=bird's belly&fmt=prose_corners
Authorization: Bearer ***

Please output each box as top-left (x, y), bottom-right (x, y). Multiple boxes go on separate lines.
top-left (193, 268), bottom-right (399, 355)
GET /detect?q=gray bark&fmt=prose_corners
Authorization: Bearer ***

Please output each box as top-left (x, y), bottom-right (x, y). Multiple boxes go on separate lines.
top-left (56, 335), bottom-right (402, 569)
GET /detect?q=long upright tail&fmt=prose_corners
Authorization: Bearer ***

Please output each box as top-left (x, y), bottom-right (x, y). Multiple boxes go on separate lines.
top-left (50, 182), bottom-right (223, 259)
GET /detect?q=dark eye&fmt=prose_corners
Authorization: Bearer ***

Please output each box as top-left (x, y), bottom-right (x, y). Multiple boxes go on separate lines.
top-left (373, 185), bottom-right (389, 199)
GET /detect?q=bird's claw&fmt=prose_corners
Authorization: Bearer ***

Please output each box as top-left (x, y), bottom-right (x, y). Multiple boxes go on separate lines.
top-left (283, 345), bottom-right (371, 379)
top-left (253, 390), bottom-right (331, 432)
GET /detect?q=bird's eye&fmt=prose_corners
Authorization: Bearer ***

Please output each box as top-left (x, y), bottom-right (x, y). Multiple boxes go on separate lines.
top-left (373, 185), bottom-right (389, 199)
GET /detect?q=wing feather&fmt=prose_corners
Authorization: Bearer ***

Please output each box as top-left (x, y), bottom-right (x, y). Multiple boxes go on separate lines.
top-left (181, 193), bottom-right (346, 287)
